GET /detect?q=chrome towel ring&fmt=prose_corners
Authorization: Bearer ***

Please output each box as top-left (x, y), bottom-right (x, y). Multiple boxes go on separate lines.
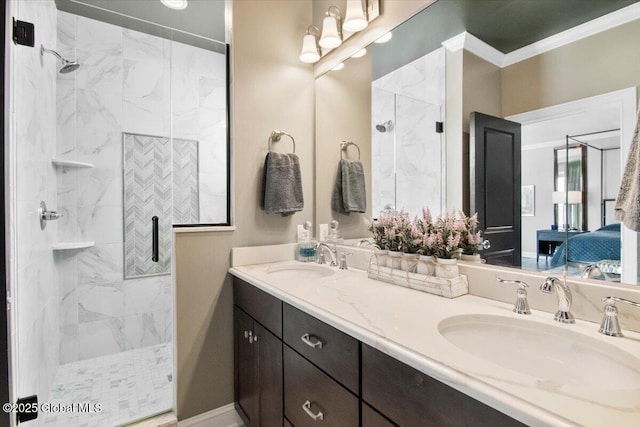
top-left (340, 141), bottom-right (361, 160)
top-left (269, 130), bottom-right (296, 153)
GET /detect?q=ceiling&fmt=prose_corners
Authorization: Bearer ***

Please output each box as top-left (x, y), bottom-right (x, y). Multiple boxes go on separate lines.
top-left (521, 106), bottom-right (621, 149)
top-left (56, 0), bottom-right (226, 51)
top-left (373, 0), bottom-right (639, 79)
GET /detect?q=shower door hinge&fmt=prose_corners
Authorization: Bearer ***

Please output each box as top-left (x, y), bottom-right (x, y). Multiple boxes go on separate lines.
top-left (435, 121), bottom-right (444, 134)
top-left (12, 18), bottom-right (35, 47)
top-left (15, 395), bottom-right (38, 424)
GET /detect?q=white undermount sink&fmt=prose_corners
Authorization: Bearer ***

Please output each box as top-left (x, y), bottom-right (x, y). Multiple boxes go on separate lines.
top-left (438, 314), bottom-right (640, 389)
top-left (266, 263), bottom-right (335, 280)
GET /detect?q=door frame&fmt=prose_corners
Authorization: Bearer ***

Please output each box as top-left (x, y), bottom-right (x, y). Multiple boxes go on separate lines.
top-left (2, 1), bottom-right (13, 426)
top-left (506, 87), bottom-right (637, 284)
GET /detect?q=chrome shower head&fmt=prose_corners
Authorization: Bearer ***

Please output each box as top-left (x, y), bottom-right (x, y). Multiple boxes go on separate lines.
top-left (41, 45), bottom-right (80, 74)
top-left (60, 61), bottom-right (80, 74)
top-left (376, 120), bottom-right (393, 133)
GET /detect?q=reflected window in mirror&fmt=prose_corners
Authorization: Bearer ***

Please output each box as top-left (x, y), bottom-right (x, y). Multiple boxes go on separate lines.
top-left (553, 145), bottom-right (587, 232)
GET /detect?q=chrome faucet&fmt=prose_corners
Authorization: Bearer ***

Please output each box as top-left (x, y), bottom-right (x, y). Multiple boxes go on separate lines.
top-left (338, 252), bottom-right (352, 270)
top-left (497, 278), bottom-right (531, 315)
top-left (599, 296), bottom-right (640, 337)
top-left (582, 264), bottom-right (603, 280)
top-left (539, 277), bottom-right (575, 323)
top-left (316, 242), bottom-right (338, 267)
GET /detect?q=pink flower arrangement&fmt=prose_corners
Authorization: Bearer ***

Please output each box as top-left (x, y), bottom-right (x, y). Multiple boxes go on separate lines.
top-left (368, 208), bottom-right (483, 259)
top-left (458, 212), bottom-right (484, 255)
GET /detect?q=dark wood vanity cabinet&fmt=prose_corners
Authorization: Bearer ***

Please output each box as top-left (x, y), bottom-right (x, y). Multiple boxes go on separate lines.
top-left (233, 277), bottom-right (524, 427)
top-left (234, 279), bottom-right (283, 427)
top-left (284, 346), bottom-right (359, 426)
top-left (362, 344), bottom-right (526, 427)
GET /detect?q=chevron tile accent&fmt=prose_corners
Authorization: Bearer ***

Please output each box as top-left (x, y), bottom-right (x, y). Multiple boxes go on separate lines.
top-left (173, 138), bottom-right (200, 224)
top-left (123, 133), bottom-right (199, 278)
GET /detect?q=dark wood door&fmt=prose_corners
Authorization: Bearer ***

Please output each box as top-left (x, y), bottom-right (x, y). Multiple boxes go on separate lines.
top-left (235, 307), bottom-right (257, 425)
top-left (255, 323), bottom-right (283, 427)
top-left (470, 112), bottom-right (522, 267)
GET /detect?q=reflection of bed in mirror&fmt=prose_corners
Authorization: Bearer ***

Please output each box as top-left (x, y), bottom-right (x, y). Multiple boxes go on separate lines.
top-left (550, 223), bottom-right (621, 274)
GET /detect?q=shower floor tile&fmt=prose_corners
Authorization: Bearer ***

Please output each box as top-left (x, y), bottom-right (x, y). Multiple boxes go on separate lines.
top-left (43, 343), bottom-right (173, 427)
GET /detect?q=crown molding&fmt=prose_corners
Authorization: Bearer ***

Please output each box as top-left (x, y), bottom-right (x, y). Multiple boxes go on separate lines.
top-left (503, 2), bottom-right (640, 66)
top-left (442, 2), bottom-right (640, 68)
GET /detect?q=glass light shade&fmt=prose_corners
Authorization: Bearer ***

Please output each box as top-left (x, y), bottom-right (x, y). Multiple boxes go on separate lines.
top-left (343, 0), bottom-right (368, 32)
top-left (351, 48), bottom-right (367, 58)
top-left (299, 34), bottom-right (320, 63)
top-left (567, 191), bottom-right (583, 204)
top-left (552, 191), bottom-right (583, 204)
top-left (374, 32), bottom-right (393, 44)
top-left (160, 0), bottom-right (188, 10)
top-left (320, 16), bottom-right (342, 49)
top-left (332, 62), bottom-right (345, 71)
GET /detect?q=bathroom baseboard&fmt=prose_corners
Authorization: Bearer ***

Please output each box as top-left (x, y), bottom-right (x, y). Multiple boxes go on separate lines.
top-left (177, 403), bottom-right (244, 427)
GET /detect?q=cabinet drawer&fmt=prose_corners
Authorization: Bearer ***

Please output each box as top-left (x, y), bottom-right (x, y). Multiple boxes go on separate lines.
top-left (283, 303), bottom-right (359, 393)
top-left (362, 344), bottom-right (525, 427)
top-left (234, 277), bottom-right (282, 338)
top-left (284, 346), bottom-right (358, 427)
top-left (363, 403), bottom-right (397, 427)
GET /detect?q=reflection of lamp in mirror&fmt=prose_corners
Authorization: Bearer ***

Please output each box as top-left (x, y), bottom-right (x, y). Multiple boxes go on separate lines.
top-left (160, 0), bottom-right (188, 10)
top-left (351, 48), bottom-right (367, 58)
top-left (552, 191), bottom-right (582, 230)
top-left (299, 26), bottom-right (321, 63)
top-left (374, 32), bottom-right (392, 43)
top-left (319, 6), bottom-right (343, 49)
top-left (343, 0), bottom-right (368, 32)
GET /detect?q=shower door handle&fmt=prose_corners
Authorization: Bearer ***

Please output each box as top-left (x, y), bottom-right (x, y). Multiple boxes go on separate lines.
top-left (152, 216), bottom-right (159, 262)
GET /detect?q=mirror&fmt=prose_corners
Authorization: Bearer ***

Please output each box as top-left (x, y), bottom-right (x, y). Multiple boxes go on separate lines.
top-left (314, 0), bottom-right (639, 285)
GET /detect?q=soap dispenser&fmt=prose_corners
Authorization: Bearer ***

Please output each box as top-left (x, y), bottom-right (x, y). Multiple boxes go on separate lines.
top-left (327, 220), bottom-right (343, 244)
top-left (297, 221), bottom-right (317, 262)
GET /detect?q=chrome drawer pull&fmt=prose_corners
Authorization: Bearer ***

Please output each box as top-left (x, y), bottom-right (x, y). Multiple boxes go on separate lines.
top-left (302, 400), bottom-right (324, 421)
top-left (301, 333), bottom-right (323, 349)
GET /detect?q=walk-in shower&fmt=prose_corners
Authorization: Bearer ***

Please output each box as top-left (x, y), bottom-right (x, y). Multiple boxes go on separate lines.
top-left (7, 0), bottom-right (228, 425)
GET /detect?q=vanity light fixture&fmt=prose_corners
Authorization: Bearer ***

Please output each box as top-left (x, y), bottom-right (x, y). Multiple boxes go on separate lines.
top-left (351, 48), bottom-right (367, 58)
top-left (319, 6), bottom-right (343, 49)
top-left (332, 62), bottom-right (345, 71)
top-left (343, 0), bottom-right (368, 32)
top-left (374, 32), bottom-right (393, 43)
top-left (299, 26), bottom-right (321, 63)
top-left (160, 0), bottom-right (188, 10)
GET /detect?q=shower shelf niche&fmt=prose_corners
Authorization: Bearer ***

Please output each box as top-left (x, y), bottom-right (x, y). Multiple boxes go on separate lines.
top-left (51, 241), bottom-right (95, 251)
top-left (51, 159), bottom-right (95, 169)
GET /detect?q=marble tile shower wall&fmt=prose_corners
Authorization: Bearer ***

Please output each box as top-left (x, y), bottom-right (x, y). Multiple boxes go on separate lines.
top-left (55, 11), bottom-right (226, 363)
top-left (13, 0), bottom-right (60, 405)
top-left (371, 48), bottom-right (445, 219)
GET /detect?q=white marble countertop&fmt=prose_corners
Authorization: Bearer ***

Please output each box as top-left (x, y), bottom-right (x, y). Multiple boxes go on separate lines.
top-left (229, 260), bottom-right (640, 427)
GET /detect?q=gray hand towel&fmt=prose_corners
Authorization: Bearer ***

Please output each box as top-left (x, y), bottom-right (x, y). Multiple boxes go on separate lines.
top-left (615, 109), bottom-right (640, 231)
top-left (332, 159), bottom-right (366, 214)
top-left (262, 152), bottom-right (304, 216)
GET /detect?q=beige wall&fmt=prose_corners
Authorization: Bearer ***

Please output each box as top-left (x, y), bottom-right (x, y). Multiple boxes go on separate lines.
top-left (463, 51), bottom-right (501, 131)
top-left (315, 51), bottom-right (372, 238)
top-left (461, 51), bottom-right (502, 213)
top-left (174, 0), bottom-right (315, 420)
top-left (502, 19), bottom-right (640, 116)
